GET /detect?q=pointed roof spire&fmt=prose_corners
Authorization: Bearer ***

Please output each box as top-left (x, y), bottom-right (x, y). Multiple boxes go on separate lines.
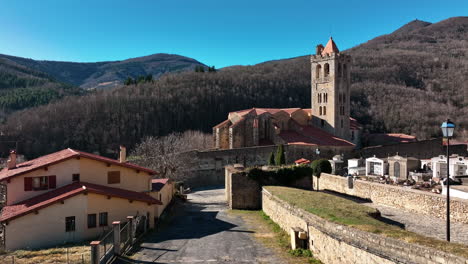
top-left (321, 37), bottom-right (339, 56)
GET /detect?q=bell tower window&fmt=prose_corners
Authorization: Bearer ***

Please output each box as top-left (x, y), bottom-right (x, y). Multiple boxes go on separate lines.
top-left (315, 65), bottom-right (321, 79)
top-left (324, 63), bottom-right (330, 77)
top-left (323, 106), bottom-right (326, 115)
top-left (319, 106), bottom-right (322, 115)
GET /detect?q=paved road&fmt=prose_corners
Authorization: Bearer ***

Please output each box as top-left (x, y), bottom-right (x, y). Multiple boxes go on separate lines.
top-left (114, 187), bottom-right (284, 264)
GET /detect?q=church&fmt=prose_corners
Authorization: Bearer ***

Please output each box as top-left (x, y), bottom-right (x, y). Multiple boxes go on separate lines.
top-left (213, 38), bottom-right (362, 152)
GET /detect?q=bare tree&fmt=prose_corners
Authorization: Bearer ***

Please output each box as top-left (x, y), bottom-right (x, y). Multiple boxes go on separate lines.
top-left (130, 130), bottom-right (212, 181)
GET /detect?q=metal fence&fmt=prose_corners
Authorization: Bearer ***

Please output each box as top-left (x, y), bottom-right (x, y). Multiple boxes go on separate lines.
top-left (2, 250), bottom-right (91, 264)
top-left (98, 229), bottom-right (114, 264)
top-left (119, 222), bottom-right (130, 253)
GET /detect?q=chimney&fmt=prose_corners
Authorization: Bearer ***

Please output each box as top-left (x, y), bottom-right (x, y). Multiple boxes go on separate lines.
top-left (7, 150), bottom-right (17, 170)
top-left (119, 146), bottom-right (126, 163)
top-left (316, 44), bottom-right (324, 55)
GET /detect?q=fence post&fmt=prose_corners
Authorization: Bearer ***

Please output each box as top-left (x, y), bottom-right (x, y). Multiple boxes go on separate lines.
top-left (90, 241), bottom-right (100, 264)
top-left (113, 221), bottom-right (121, 255)
top-left (127, 216), bottom-right (134, 243)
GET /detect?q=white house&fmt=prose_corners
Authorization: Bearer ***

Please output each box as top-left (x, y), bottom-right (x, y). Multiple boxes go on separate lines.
top-left (365, 156), bottom-right (388, 177)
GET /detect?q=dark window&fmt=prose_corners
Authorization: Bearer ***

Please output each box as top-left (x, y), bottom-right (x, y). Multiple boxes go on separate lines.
top-left (99, 212), bottom-right (108, 227)
top-left (107, 171), bottom-right (121, 184)
top-left (72, 174), bottom-right (80, 182)
top-left (315, 64), bottom-right (321, 79)
top-left (319, 106), bottom-right (322, 115)
top-left (88, 214), bottom-right (97, 228)
top-left (324, 63), bottom-right (330, 77)
top-left (66, 216), bottom-right (76, 232)
top-left (323, 106), bottom-right (326, 115)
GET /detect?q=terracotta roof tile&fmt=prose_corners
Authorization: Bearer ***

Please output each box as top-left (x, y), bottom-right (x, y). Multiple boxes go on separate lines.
top-left (321, 37), bottom-right (340, 55)
top-left (0, 182), bottom-right (161, 222)
top-left (280, 125), bottom-right (354, 147)
top-left (0, 148), bottom-right (157, 182)
top-left (151, 178), bottom-right (171, 192)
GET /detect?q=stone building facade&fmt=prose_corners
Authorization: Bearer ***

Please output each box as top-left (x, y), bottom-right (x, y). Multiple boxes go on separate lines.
top-left (213, 37), bottom-right (361, 151)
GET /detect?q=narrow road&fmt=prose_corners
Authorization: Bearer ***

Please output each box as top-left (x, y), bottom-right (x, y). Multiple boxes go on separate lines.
top-left (114, 187), bottom-right (284, 264)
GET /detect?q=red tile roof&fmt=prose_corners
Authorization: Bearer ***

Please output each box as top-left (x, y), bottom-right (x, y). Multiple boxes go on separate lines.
top-left (365, 133), bottom-right (417, 146)
top-left (295, 158), bottom-right (311, 165)
top-left (151, 178), bottom-right (171, 192)
top-left (321, 37), bottom-right (340, 55)
top-left (0, 182), bottom-right (161, 222)
top-left (0, 148), bottom-right (157, 182)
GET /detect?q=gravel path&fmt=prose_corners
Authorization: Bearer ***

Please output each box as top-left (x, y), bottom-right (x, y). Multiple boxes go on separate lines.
top-left (368, 203), bottom-right (468, 244)
top-left (114, 187), bottom-right (285, 264)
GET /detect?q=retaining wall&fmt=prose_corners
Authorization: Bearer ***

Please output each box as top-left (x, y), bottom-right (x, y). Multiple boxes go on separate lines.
top-left (315, 173), bottom-right (468, 224)
top-left (262, 188), bottom-right (467, 264)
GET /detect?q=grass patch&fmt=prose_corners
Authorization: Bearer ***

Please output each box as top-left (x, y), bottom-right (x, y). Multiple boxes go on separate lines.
top-left (0, 242), bottom-right (90, 264)
top-left (230, 210), bottom-right (322, 264)
top-left (265, 186), bottom-right (468, 258)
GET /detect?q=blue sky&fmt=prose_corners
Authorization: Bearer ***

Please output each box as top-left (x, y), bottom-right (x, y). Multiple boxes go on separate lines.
top-left (0, 0), bottom-right (466, 68)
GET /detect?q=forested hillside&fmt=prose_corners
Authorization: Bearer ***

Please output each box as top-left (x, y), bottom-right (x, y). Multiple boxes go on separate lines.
top-left (1, 17), bottom-right (467, 159)
top-left (0, 53), bottom-right (206, 90)
top-left (0, 56), bottom-right (81, 116)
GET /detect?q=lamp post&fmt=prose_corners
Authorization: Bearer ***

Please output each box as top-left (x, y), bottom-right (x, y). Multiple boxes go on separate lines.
top-left (441, 119), bottom-right (455, 242)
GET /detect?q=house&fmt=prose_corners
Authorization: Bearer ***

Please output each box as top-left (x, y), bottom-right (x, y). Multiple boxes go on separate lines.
top-left (387, 154), bottom-right (420, 181)
top-left (365, 156), bottom-right (388, 177)
top-left (0, 148), bottom-right (162, 250)
top-left (150, 178), bottom-right (174, 218)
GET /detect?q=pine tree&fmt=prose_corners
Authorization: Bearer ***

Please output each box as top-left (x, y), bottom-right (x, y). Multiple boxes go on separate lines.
top-left (275, 144), bottom-right (286, 166)
top-left (268, 152), bottom-right (275, 165)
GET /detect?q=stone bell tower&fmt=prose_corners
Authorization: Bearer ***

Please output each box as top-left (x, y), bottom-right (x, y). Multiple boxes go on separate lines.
top-left (310, 37), bottom-right (351, 140)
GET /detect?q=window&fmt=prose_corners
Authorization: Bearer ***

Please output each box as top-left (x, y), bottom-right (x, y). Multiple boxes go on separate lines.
top-left (72, 174), bottom-right (80, 182)
top-left (323, 106), bottom-right (326, 115)
top-left (66, 216), bottom-right (75, 232)
top-left (315, 64), bottom-right (321, 79)
top-left (319, 106), bottom-right (322, 115)
top-left (343, 64), bottom-right (347, 77)
top-left (341, 119), bottom-right (344, 128)
top-left (325, 93), bottom-right (328, 103)
top-left (107, 171), bottom-right (121, 184)
top-left (324, 63), bottom-right (330, 77)
top-left (88, 214), bottom-right (97, 228)
top-left (24, 176), bottom-right (56, 191)
top-left (99, 212), bottom-right (108, 227)
top-left (318, 93), bottom-right (321, 103)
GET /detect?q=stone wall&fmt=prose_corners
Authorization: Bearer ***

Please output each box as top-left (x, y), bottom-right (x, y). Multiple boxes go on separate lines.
top-left (225, 166), bottom-right (261, 209)
top-left (185, 144), bottom-right (343, 188)
top-left (315, 173), bottom-right (468, 224)
top-left (262, 188), bottom-right (467, 264)
top-left (359, 138), bottom-right (468, 159)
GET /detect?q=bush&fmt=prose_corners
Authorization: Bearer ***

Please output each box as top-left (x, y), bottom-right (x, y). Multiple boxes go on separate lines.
top-left (247, 165), bottom-right (312, 185)
top-left (311, 159), bottom-right (332, 177)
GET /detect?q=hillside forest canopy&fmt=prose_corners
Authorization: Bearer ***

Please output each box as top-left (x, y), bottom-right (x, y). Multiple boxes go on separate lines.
top-left (0, 17), bottom-right (467, 159)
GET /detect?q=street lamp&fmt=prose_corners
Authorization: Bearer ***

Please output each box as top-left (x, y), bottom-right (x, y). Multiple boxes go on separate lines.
top-left (441, 119), bottom-right (455, 242)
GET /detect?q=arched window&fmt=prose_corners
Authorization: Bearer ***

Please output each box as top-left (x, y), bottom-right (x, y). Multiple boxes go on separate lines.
top-left (325, 93), bottom-right (328, 103)
top-left (316, 64), bottom-right (322, 79)
top-left (319, 106), bottom-right (322, 115)
top-left (324, 63), bottom-right (330, 77)
top-left (323, 106), bottom-right (326, 115)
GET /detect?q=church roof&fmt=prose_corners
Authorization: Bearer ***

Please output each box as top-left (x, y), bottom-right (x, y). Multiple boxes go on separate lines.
top-left (321, 37), bottom-right (340, 55)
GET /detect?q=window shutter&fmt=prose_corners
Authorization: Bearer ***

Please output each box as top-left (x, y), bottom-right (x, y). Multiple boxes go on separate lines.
top-left (49, 176), bottom-right (56, 189)
top-left (24, 177), bottom-right (33, 191)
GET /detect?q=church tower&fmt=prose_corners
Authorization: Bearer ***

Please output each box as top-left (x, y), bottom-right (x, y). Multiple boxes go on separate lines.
top-left (310, 37), bottom-right (351, 140)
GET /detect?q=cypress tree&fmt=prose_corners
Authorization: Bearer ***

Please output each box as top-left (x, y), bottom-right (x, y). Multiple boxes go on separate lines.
top-left (275, 144), bottom-right (286, 166)
top-left (268, 152), bottom-right (275, 165)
